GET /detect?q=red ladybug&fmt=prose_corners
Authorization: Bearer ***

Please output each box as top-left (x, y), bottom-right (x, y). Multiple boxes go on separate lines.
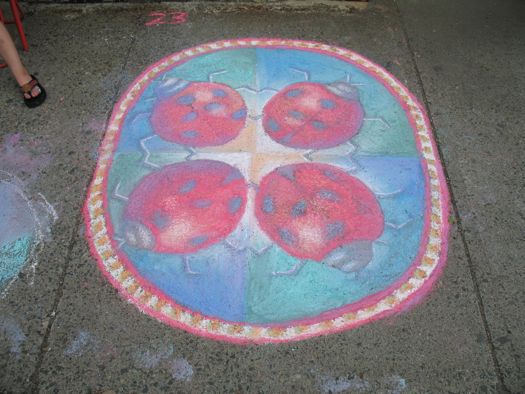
top-left (255, 163), bottom-right (383, 264)
top-left (262, 81), bottom-right (364, 149)
top-left (123, 160), bottom-right (248, 254)
top-left (150, 78), bottom-right (247, 147)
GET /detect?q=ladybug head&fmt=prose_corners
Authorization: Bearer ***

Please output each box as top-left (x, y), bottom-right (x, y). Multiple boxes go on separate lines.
top-left (155, 77), bottom-right (191, 100)
top-left (323, 240), bottom-right (374, 272)
top-left (123, 220), bottom-right (155, 250)
top-left (326, 81), bottom-right (360, 102)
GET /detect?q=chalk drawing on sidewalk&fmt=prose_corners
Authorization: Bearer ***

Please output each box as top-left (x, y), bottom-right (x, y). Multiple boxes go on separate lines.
top-left (84, 39), bottom-right (450, 343)
top-left (0, 171), bottom-right (57, 298)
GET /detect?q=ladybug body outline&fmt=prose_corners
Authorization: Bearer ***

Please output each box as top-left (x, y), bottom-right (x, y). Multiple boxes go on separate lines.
top-left (255, 162), bottom-right (384, 270)
top-left (262, 81), bottom-right (364, 150)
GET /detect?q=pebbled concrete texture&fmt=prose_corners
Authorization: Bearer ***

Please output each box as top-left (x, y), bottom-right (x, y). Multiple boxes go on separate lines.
top-left (0, 6), bottom-right (142, 391)
top-left (397, 0), bottom-right (525, 391)
top-left (0, 0), bottom-right (523, 392)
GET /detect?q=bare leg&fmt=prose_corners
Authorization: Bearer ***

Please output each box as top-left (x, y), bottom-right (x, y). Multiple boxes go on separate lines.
top-left (0, 22), bottom-right (39, 98)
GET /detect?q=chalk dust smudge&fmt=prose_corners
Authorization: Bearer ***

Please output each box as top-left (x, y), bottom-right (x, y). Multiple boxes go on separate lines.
top-left (0, 316), bottom-right (26, 357)
top-left (169, 357), bottom-right (194, 381)
top-left (318, 373), bottom-right (370, 393)
top-left (383, 375), bottom-right (407, 394)
top-left (64, 330), bottom-right (93, 357)
top-left (132, 344), bottom-right (174, 369)
top-left (132, 343), bottom-right (193, 382)
top-left (63, 330), bottom-right (118, 361)
top-left (314, 370), bottom-right (407, 393)
top-left (0, 133), bottom-right (51, 183)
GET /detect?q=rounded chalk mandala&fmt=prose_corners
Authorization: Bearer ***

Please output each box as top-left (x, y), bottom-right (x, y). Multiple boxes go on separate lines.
top-left (84, 39), bottom-right (450, 343)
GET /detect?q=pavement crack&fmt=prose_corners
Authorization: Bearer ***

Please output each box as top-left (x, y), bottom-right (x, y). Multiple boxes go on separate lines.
top-left (394, 1), bottom-right (509, 392)
top-left (28, 17), bottom-right (142, 392)
top-left (28, 213), bottom-right (83, 392)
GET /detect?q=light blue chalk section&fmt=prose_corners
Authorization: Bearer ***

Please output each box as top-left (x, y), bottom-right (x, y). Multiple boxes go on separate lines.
top-left (246, 156), bottom-right (425, 323)
top-left (125, 242), bottom-right (248, 321)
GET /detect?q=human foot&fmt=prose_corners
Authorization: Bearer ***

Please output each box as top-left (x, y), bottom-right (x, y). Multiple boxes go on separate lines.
top-left (20, 74), bottom-right (46, 108)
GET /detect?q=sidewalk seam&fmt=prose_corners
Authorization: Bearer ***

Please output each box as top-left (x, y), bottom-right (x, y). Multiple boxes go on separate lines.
top-left (393, 1), bottom-right (508, 392)
top-left (28, 16), bottom-right (141, 392)
top-left (28, 214), bottom-right (82, 392)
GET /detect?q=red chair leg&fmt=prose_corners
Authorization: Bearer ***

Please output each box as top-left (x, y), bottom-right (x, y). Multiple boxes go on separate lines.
top-left (9, 0), bottom-right (28, 51)
top-left (14, 0), bottom-right (24, 19)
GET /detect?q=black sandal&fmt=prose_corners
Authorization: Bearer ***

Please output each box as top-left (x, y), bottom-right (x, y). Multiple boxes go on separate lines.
top-left (21, 75), bottom-right (46, 108)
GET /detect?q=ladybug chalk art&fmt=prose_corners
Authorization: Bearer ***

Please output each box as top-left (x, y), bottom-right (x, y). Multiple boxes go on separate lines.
top-left (151, 78), bottom-right (247, 147)
top-left (262, 81), bottom-right (364, 150)
top-left (255, 163), bottom-right (384, 275)
top-left (85, 39), bottom-right (449, 343)
top-left (120, 160), bottom-right (248, 272)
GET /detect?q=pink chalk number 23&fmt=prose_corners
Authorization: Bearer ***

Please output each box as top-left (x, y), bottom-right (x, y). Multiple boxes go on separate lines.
top-left (145, 11), bottom-right (188, 26)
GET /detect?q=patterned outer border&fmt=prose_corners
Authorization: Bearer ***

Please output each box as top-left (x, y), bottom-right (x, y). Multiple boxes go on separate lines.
top-left (83, 39), bottom-right (450, 344)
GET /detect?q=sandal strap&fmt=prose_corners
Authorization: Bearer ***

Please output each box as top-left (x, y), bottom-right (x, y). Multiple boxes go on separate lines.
top-left (21, 78), bottom-right (38, 93)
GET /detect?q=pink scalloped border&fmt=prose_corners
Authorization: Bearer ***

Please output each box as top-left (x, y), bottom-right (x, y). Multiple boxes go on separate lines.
top-left (83, 38), bottom-right (450, 344)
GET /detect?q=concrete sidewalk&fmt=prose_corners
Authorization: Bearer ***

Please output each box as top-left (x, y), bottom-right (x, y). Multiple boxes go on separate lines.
top-left (0, 0), bottom-right (523, 392)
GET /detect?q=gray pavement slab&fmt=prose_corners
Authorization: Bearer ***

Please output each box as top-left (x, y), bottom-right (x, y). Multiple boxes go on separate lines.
top-left (0, 6), bottom-right (142, 391)
top-left (0, 0), bottom-right (522, 392)
top-left (38, 221), bottom-right (498, 393)
top-left (397, 0), bottom-right (525, 391)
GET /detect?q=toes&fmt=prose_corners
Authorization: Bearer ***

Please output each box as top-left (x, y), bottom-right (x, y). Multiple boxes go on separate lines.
top-left (24, 87), bottom-right (40, 100)
top-left (31, 86), bottom-right (41, 98)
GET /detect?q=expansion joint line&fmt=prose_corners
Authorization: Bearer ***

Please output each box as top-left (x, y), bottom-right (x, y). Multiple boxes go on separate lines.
top-left (28, 212), bottom-right (83, 391)
top-left (29, 15), bottom-right (143, 392)
top-left (394, 1), bottom-right (508, 391)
